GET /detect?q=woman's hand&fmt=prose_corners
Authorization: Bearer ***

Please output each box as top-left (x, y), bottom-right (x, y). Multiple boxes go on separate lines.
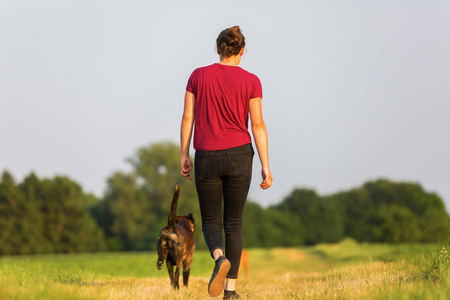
top-left (260, 166), bottom-right (272, 189)
top-left (181, 155), bottom-right (193, 180)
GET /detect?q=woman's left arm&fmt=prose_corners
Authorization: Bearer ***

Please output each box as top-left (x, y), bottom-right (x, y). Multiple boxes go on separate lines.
top-left (180, 91), bottom-right (196, 180)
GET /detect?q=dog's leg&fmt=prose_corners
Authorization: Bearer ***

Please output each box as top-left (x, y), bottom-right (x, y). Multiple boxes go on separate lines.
top-left (183, 252), bottom-right (194, 287)
top-left (156, 237), bottom-right (168, 270)
top-left (182, 267), bottom-right (190, 287)
top-left (157, 253), bottom-right (166, 270)
top-left (173, 265), bottom-right (181, 289)
top-left (166, 259), bottom-right (179, 289)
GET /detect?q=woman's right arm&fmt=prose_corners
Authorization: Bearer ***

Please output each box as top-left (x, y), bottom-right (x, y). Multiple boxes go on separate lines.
top-left (180, 91), bottom-right (196, 180)
top-left (249, 97), bottom-right (273, 189)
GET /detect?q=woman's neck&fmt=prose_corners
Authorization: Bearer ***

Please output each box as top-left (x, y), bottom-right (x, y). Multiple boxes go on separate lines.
top-left (219, 54), bottom-right (241, 66)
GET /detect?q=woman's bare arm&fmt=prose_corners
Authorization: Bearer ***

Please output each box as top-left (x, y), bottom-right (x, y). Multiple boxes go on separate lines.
top-left (249, 97), bottom-right (272, 189)
top-left (180, 91), bottom-right (195, 180)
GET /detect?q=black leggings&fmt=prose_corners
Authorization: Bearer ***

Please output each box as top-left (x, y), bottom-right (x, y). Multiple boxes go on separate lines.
top-left (194, 143), bottom-right (254, 279)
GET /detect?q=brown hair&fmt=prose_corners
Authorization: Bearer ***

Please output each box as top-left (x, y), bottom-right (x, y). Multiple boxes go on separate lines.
top-left (216, 26), bottom-right (246, 57)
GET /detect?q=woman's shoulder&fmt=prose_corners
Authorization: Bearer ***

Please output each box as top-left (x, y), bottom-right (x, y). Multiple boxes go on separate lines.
top-left (189, 64), bottom-right (216, 77)
top-left (239, 68), bottom-right (261, 83)
top-left (193, 63), bottom-right (217, 71)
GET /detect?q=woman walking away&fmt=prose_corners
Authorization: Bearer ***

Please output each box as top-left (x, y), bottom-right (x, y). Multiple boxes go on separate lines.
top-left (180, 26), bottom-right (272, 299)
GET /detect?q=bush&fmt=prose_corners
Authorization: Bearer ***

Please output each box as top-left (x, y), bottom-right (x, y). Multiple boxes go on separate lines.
top-left (422, 243), bottom-right (450, 282)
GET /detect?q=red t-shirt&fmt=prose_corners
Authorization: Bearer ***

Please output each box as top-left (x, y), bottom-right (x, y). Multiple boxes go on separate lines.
top-left (186, 63), bottom-right (263, 150)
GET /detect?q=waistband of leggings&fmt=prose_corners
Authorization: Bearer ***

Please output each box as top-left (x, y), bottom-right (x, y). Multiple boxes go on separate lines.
top-left (195, 143), bottom-right (252, 155)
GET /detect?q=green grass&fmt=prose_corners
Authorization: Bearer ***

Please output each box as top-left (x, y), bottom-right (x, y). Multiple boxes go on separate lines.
top-left (0, 240), bottom-right (449, 299)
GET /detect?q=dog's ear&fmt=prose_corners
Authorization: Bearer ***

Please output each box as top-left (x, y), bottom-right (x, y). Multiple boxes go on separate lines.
top-left (187, 213), bottom-right (195, 222)
top-left (187, 213), bottom-right (195, 232)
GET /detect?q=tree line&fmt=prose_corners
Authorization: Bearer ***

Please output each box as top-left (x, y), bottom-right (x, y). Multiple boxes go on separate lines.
top-left (1, 142), bottom-right (449, 255)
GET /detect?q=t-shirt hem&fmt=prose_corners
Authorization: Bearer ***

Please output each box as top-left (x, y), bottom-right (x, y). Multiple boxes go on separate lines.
top-left (194, 141), bottom-right (252, 151)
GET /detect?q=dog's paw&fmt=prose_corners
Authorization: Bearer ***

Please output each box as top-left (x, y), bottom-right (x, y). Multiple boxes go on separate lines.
top-left (157, 260), bottom-right (164, 270)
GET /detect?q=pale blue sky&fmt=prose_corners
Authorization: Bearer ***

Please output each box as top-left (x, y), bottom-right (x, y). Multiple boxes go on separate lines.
top-left (1, 0), bottom-right (449, 208)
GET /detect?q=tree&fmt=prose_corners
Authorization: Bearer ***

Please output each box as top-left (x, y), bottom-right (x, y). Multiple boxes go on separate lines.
top-left (93, 172), bottom-right (149, 250)
top-left (361, 179), bottom-right (450, 243)
top-left (334, 188), bottom-right (375, 242)
top-left (337, 179), bottom-right (450, 243)
top-left (21, 174), bottom-right (106, 253)
top-left (367, 205), bottom-right (422, 243)
top-left (273, 188), bottom-right (344, 245)
top-left (0, 171), bottom-right (105, 255)
top-left (243, 201), bottom-right (304, 247)
top-left (0, 171), bottom-right (48, 255)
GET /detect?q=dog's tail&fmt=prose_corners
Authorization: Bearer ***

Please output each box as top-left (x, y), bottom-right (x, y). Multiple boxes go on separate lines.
top-left (167, 183), bottom-right (180, 228)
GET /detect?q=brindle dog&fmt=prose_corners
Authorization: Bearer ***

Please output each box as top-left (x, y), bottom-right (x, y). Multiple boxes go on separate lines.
top-left (156, 184), bottom-right (195, 289)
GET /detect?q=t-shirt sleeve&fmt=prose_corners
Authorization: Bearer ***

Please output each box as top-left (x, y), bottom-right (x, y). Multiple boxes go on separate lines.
top-left (250, 75), bottom-right (263, 99)
top-left (186, 69), bottom-right (197, 95)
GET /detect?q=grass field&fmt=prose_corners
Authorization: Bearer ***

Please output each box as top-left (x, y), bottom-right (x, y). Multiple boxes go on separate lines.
top-left (1, 239), bottom-right (450, 299)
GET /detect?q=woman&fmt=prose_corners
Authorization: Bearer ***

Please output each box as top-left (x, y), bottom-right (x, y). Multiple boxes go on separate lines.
top-left (180, 26), bottom-right (272, 299)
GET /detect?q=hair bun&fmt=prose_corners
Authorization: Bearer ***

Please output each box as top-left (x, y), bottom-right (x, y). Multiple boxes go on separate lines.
top-left (216, 26), bottom-right (246, 57)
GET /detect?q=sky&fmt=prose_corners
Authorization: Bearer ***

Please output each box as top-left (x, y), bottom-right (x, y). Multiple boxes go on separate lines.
top-left (1, 0), bottom-right (449, 209)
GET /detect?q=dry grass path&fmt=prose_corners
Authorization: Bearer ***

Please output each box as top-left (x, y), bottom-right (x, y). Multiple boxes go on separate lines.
top-left (1, 240), bottom-right (448, 299)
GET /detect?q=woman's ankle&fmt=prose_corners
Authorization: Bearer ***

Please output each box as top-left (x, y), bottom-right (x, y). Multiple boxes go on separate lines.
top-left (212, 249), bottom-right (224, 261)
top-left (224, 278), bottom-right (236, 291)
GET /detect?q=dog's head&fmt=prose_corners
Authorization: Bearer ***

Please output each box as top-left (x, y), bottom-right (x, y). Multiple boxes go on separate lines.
top-left (177, 213), bottom-right (195, 233)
